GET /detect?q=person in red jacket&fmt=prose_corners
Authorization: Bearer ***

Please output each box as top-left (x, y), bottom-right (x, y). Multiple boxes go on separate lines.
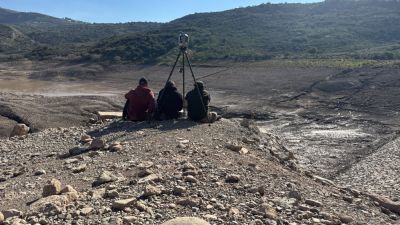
top-left (123, 78), bottom-right (156, 121)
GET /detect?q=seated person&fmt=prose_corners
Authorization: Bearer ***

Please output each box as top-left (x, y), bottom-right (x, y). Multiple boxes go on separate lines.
top-left (185, 81), bottom-right (219, 123)
top-left (124, 78), bottom-right (155, 121)
top-left (155, 81), bottom-right (183, 120)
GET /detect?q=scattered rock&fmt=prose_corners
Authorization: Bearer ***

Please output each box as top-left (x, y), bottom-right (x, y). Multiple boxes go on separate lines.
top-left (182, 170), bottom-right (198, 176)
top-left (343, 196), bottom-right (353, 203)
top-left (137, 169), bottom-right (152, 178)
top-left (182, 162), bottom-right (196, 171)
top-left (228, 207), bottom-right (241, 218)
top-left (177, 198), bottom-right (200, 207)
top-left (109, 217), bottom-right (123, 225)
top-left (142, 185), bottom-right (162, 198)
top-left (72, 164), bottom-right (87, 173)
top-left (137, 161), bottom-right (154, 169)
top-left (3, 209), bottom-right (23, 219)
top-left (123, 216), bottom-right (138, 224)
top-left (0, 212), bottom-right (3, 223)
top-left (89, 188), bottom-right (106, 199)
top-left (261, 204), bottom-right (277, 220)
top-left (80, 207), bottom-right (94, 216)
top-left (60, 185), bottom-right (77, 194)
top-left (173, 186), bottom-right (187, 196)
top-left (239, 147), bottom-right (249, 154)
top-left (203, 214), bottom-right (217, 220)
top-left (272, 197), bottom-right (297, 209)
top-left (242, 137), bottom-right (257, 144)
top-left (305, 199), bottom-right (323, 207)
top-left (80, 134), bottom-right (92, 143)
top-left (42, 178), bottom-right (62, 197)
top-left (34, 169), bottom-right (46, 176)
top-left (313, 175), bottom-right (335, 186)
top-left (105, 189), bottom-right (119, 199)
top-left (226, 143), bottom-right (243, 152)
top-left (250, 219), bottom-right (264, 225)
top-left (109, 142), bottom-right (123, 152)
top-left (184, 175), bottom-right (198, 183)
top-left (288, 190), bottom-right (302, 201)
top-left (92, 171), bottom-right (117, 187)
top-left (12, 167), bottom-right (26, 177)
top-left (177, 143), bottom-right (186, 148)
top-left (65, 158), bottom-right (79, 164)
top-left (135, 201), bottom-right (153, 214)
top-left (138, 174), bottom-right (162, 184)
top-left (161, 217), bottom-right (210, 225)
top-left (339, 215), bottom-right (353, 224)
top-left (63, 190), bottom-right (79, 201)
top-left (298, 204), bottom-right (312, 211)
top-left (10, 123), bottom-right (30, 137)
top-left (112, 198), bottom-right (136, 210)
top-left (366, 192), bottom-right (400, 214)
top-left (225, 174), bottom-right (240, 183)
top-left (312, 218), bottom-right (321, 223)
top-left (90, 138), bottom-right (105, 149)
top-left (69, 147), bottom-right (87, 156)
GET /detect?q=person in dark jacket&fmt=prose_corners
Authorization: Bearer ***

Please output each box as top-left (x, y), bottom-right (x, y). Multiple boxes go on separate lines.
top-left (123, 78), bottom-right (155, 121)
top-left (156, 81), bottom-right (183, 120)
top-left (185, 81), bottom-right (218, 123)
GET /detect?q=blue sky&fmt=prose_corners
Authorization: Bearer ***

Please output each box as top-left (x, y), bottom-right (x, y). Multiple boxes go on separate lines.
top-left (0, 0), bottom-right (322, 23)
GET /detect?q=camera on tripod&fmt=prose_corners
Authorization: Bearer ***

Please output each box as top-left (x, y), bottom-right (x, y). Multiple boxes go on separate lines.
top-left (179, 33), bottom-right (189, 50)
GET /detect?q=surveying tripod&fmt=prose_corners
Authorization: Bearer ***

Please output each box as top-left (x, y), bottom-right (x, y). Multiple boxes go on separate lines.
top-left (157, 33), bottom-right (207, 118)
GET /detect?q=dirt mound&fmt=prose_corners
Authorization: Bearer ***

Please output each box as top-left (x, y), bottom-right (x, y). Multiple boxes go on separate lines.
top-left (0, 119), bottom-right (397, 224)
top-left (0, 92), bottom-right (123, 138)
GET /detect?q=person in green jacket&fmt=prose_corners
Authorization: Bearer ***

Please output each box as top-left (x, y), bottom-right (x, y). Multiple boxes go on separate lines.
top-left (185, 81), bottom-right (218, 123)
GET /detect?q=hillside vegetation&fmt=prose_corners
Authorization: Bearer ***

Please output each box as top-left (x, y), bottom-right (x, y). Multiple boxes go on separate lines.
top-left (1, 0), bottom-right (400, 63)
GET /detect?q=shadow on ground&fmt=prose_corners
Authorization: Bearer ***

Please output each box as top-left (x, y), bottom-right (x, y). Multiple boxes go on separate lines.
top-left (88, 119), bottom-right (198, 139)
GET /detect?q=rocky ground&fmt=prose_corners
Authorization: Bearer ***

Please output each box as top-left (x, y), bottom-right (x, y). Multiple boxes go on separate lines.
top-left (1, 60), bottom-right (400, 224)
top-left (335, 135), bottom-right (400, 200)
top-left (0, 118), bottom-right (399, 225)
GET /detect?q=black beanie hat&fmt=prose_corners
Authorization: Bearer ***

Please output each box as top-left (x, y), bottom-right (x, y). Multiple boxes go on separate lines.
top-left (139, 78), bottom-right (148, 86)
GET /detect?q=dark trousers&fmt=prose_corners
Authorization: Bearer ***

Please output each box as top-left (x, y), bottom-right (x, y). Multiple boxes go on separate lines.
top-left (122, 100), bottom-right (129, 120)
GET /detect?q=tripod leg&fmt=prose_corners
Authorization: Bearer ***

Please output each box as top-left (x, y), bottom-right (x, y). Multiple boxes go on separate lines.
top-left (184, 52), bottom-right (208, 118)
top-left (166, 51), bottom-right (182, 84)
top-left (182, 50), bottom-right (186, 115)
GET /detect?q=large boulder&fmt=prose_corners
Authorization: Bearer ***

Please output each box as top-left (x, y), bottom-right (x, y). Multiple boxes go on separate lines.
top-left (161, 217), bottom-right (210, 225)
top-left (10, 123), bottom-right (29, 137)
top-left (30, 195), bottom-right (70, 214)
top-left (0, 211), bottom-right (4, 222)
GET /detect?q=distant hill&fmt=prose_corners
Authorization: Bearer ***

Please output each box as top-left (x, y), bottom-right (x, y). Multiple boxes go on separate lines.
top-left (0, 7), bottom-right (69, 24)
top-left (0, 7), bottom-right (161, 57)
top-left (93, 0), bottom-right (400, 63)
top-left (1, 0), bottom-right (400, 62)
top-left (0, 24), bottom-right (34, 52)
